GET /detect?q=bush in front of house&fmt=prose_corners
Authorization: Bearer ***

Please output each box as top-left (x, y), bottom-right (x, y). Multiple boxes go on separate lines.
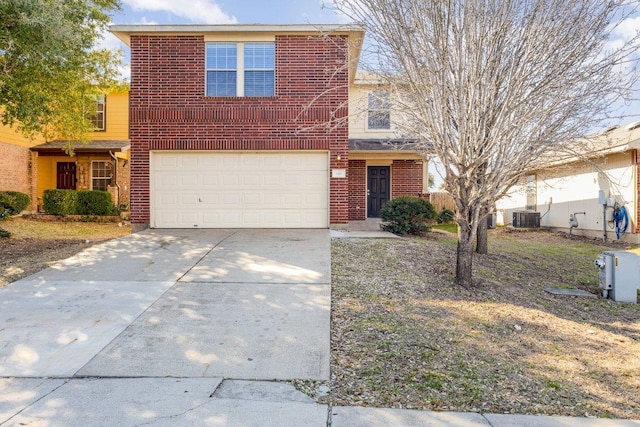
top-left (381, 196), bottom-right (437, 235)
top-left (0, 191), bottom-right (31, 238)
top-left (43, 189), bottom-right (79, 215)
top-left (76, 190), bottom-right (119, 215)
top-left (43, 189), bottom-right (119, 216)
top-left (0, 191), bottom-right (31, 215)
top-left (437, 208), bottom-right (456, 224)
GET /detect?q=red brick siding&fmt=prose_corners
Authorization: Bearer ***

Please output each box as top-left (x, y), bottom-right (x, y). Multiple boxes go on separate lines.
top-left (348, 160), bottom-right (366, 220)
top-left (0, 141), bottom-right (34, 207)
top-left (391, 160), bottom-right (423, 198)
top-left (129, 34), bottom-right (350, 228)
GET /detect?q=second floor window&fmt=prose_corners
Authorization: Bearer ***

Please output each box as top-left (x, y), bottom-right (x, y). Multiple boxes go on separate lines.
top-left (91, 96), bottom-right (106, 131)
top-left (367, 91), bottom-right (391, 130)
top-left (206, 42), bottom-right (275, 97)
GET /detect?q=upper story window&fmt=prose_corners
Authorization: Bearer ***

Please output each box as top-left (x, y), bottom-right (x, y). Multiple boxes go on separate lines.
top-left (206, 42), bottom-right (275, 97)
top-left (91, 96), bottom-right (106, 131)
top-left (367, 91), bottom-right (391, 130)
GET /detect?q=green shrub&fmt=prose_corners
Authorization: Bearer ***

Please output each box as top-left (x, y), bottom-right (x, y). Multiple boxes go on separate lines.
top-left (43, 189), bottom-right (78, 215)
top-left (437, 208), bottom-right (456, 224)
top-left (0, 191), bottom-right (31, 215)
top-left (43, 189), bottom-right (118, 216)
top-left (381, 196), bottom-right (437, 235)
top-left (76, 190), bottom-right (118, 215)
top-left (0, 228), bottom-right (10, 238)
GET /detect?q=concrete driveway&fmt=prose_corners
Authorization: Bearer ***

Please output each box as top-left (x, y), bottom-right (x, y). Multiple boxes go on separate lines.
top-left (1, 228), bottom-right (332, 425)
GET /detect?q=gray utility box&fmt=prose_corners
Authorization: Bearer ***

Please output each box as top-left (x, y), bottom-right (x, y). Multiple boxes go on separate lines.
top-left (594, 251), bottom-right (640, 303)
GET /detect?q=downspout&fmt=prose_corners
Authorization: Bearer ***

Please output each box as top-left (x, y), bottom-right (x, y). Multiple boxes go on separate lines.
top-left (109, 151), bottom-right (121, 206)
top-left (603, 203), bottom-right (607, 242)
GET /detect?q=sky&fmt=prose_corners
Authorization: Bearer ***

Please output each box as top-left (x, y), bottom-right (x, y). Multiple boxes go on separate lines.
top-left (101, 0), bottom-right (348, 53)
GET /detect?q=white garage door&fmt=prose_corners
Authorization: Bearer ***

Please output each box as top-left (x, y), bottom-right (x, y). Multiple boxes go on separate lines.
top-left (151, 151), bottom-right (329, 228)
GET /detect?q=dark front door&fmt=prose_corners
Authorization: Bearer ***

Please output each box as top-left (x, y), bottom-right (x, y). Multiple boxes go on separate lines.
top-left (57, 162), bottom-right (76, 190)
top-left (368, 166), bottom-right (390, 217)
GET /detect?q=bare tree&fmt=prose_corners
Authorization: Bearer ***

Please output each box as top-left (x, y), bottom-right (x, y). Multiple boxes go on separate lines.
top-left (332, 0), bottom-right (640, 286)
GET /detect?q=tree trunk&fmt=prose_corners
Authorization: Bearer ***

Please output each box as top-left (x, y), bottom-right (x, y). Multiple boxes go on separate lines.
top-left (456, 225), bottom-right (474, 287)
top-left (476, 209), bottom-right (489, 255)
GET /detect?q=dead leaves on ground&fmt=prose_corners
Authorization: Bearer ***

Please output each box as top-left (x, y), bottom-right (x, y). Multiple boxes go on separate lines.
top-left (303, 231), bottom-right (640, 419)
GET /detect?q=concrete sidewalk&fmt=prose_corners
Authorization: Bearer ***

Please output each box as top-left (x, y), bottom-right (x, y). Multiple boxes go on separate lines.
top-left (3, 377), bottom-right (639, 426)
top-left (1, 228), bottom-right (638, 426)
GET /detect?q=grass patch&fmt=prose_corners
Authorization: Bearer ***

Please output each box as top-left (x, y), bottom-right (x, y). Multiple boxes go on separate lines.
top-left (318, 229), bottom-right (640, 418)
top-left (1, 216), bottom-right (130, 240)
top-left (431, 223), bottom-right (458, 233)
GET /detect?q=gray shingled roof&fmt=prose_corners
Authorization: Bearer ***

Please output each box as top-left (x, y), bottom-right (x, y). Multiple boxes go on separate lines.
top-left (349, 139), bottom-right (426, 152)
top-left (30, 140), bottom-right (130, 153)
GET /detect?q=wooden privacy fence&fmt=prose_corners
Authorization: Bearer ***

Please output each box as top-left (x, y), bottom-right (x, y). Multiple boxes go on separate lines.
top-left (428, 192), bottom-right (457, 212)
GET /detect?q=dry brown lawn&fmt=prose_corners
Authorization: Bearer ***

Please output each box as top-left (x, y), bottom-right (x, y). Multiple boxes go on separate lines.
top-left (0, 216), bottom-right (130, 286)
top-left (297, 229), bottom-right (640, 419)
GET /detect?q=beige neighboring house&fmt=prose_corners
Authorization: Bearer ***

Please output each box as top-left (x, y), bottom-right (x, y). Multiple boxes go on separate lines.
top-left (347, 72), bottom-right (430, 221)
top-left (496, 123), bottom-right (640, 243)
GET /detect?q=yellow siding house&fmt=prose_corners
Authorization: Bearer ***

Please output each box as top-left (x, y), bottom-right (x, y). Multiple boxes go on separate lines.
top-left (0, 91), bottom-right (131, 211)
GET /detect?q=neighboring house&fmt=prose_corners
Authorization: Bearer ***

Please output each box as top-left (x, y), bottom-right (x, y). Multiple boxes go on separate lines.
top-left (496, 123), bottom-right (640, 243)
top-left (0, 120), bottom-right (38, 207)
top-left (110, 24), bottom-right (429, 230)
top-left (347, 73), bottom-right (429, 220)
top-left (30, 91), bottom-right (131, 211)
top-left (0, 91), bottom-right (131, 211)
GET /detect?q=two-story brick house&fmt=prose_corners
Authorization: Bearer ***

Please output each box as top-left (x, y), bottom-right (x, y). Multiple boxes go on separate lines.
top-left (110, 24), bottom-right (428, 230)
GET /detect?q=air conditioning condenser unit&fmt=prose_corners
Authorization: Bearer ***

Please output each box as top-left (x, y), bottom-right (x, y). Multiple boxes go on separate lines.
top-left (512, 211), bottom-right (540, 228)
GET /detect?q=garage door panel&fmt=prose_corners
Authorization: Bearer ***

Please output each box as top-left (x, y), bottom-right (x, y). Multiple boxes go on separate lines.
top-left (157, 193), bottom-right (179, 206)
top-left (242, 174), bottom-right (261, 186)
top-left (302, 192), bottom-right (327, 208)
top-left (243, 193), bottom-right (261, 207)
top-left (180, 175), bottom-right (199, 186)
top-left (158, 174), bottom-right (178, 186)
top-left (222, 193), bottom-right (242, 207)
top-left (179, 156), bottom-right (200, 169)
top-left (199, 194), bottom-right (219, 205)
top-left (155, 155), bottom-right (179, 170)
top-left (181, 194), bottom-right (200, 206)
top-left (201, 212), bottom-right (221, 226)
top-left (152, 151), bottom-right (328, 228)
top-left (221, 156), bottom-right (240, 170)
top-left (201, 175), bottom-right (220, 186)
top-left (201, 156), bottom-right (222, 169)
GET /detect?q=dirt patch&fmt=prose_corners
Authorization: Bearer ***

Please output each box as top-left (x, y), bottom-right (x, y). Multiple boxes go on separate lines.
top-left (0, 238), bottom-right (99, 286)
top-left (295, 229), bottom-right (640, 419)
top-left (0, 216), bottom-right (130, 286)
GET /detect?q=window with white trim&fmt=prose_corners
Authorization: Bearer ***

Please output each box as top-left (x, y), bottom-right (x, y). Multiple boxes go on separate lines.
top-left (91, 161), bottom-right (112, 192)
top-left (367, 91), bottom-right (391, 130)
top-left (206, 42), bottom-right (275, 97)
top-left (91, 96), bottom-right (106, 131)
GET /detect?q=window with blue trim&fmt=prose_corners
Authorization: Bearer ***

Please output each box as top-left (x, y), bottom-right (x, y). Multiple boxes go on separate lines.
top-left (206, 42), bottom-right (275, 97)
